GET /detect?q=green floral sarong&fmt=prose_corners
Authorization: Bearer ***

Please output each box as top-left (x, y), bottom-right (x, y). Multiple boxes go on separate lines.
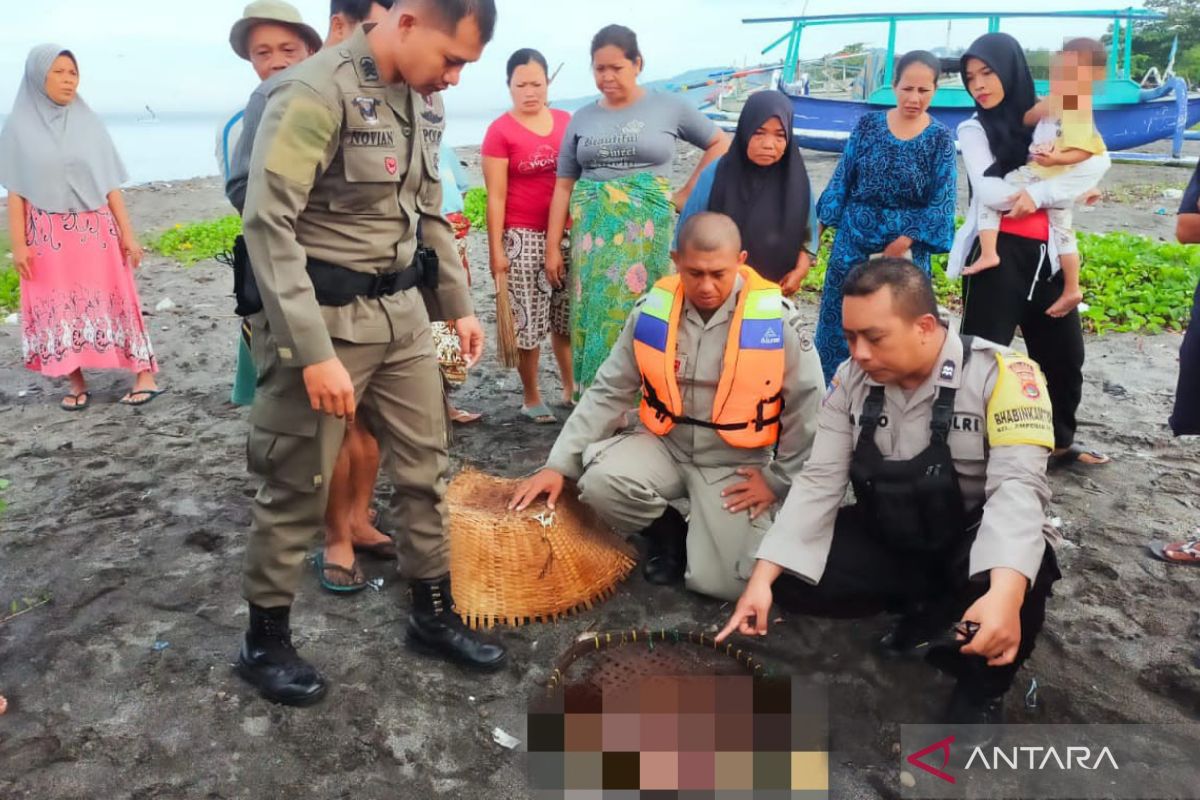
top-left (569, 172), bottom-right (675, 392)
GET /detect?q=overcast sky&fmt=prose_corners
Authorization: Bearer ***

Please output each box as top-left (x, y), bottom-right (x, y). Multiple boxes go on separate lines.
top-left (0, 0), bottom-right (1130, 117)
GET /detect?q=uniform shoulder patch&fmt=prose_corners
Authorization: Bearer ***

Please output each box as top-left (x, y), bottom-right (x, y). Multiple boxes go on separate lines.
top-left (986, 352), bottom-right (1054, 449)
top-left (782, 308), bottom-right (813, 351)
top-left (263, 91), bottom-right (339, 187)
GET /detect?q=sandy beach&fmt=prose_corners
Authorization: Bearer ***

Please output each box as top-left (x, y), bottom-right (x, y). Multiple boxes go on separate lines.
top-left (0, 142), bottom-right (1198, 799)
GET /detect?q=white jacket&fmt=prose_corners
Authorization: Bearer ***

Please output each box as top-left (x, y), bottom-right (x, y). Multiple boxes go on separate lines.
top-left (948, 116), bottom-right (1109, 279)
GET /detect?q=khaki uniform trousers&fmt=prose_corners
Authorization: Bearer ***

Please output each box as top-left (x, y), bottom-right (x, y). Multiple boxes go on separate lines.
top-left (242, 317), bottom-right (449, 608)
top-left (576, 432), bottom-right (771, 602)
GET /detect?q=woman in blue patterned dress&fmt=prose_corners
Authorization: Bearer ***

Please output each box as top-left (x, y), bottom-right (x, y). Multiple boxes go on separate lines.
top-left (814, 51), bottom-right (957, 383)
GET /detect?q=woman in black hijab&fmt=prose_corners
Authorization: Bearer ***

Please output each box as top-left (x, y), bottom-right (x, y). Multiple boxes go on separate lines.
top-left (675, 90), bottom-right (816, 293)
top-left (949, 32), bottom-right (1108, 466)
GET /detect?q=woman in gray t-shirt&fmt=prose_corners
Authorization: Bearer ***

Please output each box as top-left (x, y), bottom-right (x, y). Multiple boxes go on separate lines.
top-left (545, 24), bottom-right (728, 394)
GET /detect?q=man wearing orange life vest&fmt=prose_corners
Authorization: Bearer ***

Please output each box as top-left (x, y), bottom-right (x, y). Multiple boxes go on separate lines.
top-left (510, 212), bottom-right (825, 601)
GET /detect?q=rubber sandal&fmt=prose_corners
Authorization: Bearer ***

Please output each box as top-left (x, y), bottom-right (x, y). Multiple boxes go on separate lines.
top-left (314, 552), bottom-right (367, 594)
top-left (1147, 538), bottom-right (1200, 566)
top-left (449, 407), bottom-right (482, 424)
top-left (119, 389), bottom-right (167, 407)
top-left (1049, 443), bottom-right (1110, 468)
top-left (353, 539), bottom-right (398, 561)
top-left (60, 391), bottom-right (91, 412)
top-left (520, 403), bottom-right (557, 424)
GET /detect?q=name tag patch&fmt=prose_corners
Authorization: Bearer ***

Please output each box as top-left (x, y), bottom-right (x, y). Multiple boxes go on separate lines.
top-left (346, 129), bottom-right (395, 148)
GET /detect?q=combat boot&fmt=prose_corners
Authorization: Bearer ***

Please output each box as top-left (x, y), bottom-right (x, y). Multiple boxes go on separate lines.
top-left (236, 604), bottom-right (327, 707)
top-left (406, 575), bottom-right (507, 670)
top-left (641, 506), bottom-right (688, 585)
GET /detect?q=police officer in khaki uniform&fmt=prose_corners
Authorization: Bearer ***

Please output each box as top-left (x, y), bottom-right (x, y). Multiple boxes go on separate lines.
top-left (236, 0), bottom-right (503, 706)
top-left (511, 213), bottom-right (825, 602)
top-left (718, 258), bottom-right (1061, 725)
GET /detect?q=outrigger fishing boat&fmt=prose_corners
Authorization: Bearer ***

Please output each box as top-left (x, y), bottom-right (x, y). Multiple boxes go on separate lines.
top-left (725, 8), bottom-right (1200, 158)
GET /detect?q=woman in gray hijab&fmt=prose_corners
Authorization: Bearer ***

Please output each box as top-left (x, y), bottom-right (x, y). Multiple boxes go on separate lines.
top-left (1, 44), bottom-right (162, 410)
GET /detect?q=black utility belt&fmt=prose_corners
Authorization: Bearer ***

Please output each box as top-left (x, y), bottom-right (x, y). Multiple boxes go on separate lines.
top-left (227, 235), bottom-right (439, 315)
top-left (307, 248), bottom-right (439, 307)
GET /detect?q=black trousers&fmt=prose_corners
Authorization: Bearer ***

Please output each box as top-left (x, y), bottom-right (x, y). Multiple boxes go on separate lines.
top-left (959, 233), bottom-right (1085, 449)
top-left (1170, 279), bottom-right (1200, 435)
top-left (774, 506), bottom-right (1060, 701)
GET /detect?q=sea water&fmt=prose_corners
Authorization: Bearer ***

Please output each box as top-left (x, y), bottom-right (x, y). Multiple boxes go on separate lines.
top-left (0, 108), bottom-right (505, 186)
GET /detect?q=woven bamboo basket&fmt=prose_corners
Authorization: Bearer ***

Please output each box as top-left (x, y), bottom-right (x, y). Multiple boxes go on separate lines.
top-left (534, 629), bottom-right (770, 715)
top-left (447, 470), bottom-right (637, 629)
top-left (432, 321), bottom-right (468, 385)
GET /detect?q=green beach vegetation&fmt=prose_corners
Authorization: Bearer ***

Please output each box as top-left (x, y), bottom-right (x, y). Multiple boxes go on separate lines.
top-left (802, 227), bottom-right (1200, 334)
top-left (147, 215), bottom-right (242, 266)
top-left (463, 187), bottom-right (487, 230)
top-left (1, 228), bottom-right (18, 313)
top-left (0, 209), bottom-right (1188, 337)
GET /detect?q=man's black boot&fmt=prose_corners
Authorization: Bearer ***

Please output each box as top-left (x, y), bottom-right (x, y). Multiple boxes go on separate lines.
top-left (406, 575), bottom-right (507, 670)
top-left (236, 604), bottom-right (327, 707)
top-left (945, 686), bottom-right (1003, 734)
top-left (641, 506), bottom-right (688, 585)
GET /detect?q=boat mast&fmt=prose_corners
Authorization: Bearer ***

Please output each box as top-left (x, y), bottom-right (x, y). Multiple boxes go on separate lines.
top-left (882, 19), bottom-right (897, 85)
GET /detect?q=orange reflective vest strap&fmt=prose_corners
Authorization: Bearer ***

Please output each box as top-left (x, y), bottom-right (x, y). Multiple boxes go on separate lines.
top-left (713, 268), bottom-right (785, 448)
top-left (632, 275), bottom-right (685, 436)
top-left (631, 266), bottom-right (785, 448)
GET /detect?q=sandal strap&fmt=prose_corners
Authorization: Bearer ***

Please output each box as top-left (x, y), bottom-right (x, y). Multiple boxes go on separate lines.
top-left (1163, 540), bottom-right (1200, 560)
top-left (321, 561), bottom-right (363, 582)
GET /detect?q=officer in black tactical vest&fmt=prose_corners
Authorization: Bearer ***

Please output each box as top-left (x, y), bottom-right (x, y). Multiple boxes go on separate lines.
top-left (719, 259), bottom-right (1061, 726)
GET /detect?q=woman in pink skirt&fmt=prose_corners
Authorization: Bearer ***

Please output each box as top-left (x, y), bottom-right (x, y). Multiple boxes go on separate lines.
top-left (1, 44), bottom-right (161, 411)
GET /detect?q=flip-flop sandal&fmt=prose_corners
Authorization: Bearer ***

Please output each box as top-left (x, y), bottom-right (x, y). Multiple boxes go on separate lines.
top-left (120, 389), bottom-right (167, 407)
top-left (520, 403), bottom-right (557, 425)
top-left (1049, 443), bottom-right (1110, 468)
top-left (353, 539), bottom-right (398, 561)
top-left (552, 398), bottom-right (577, 410)
top-left (449, 408), bottom-right (482, 424)
top-left (1147, 538), bottom-right (1200, 566)
top-left (314, 552), bottom-right (368, 594)
top-left (60, 391), bottom-right (91, 412)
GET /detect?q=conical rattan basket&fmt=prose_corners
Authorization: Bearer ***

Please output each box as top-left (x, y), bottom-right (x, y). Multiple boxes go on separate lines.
top-left (447, 469), bottom-right (637, 628)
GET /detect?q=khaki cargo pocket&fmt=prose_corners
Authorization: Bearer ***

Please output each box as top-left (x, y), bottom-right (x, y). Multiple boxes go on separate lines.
top-left (331, 142), bottom-right (402, 216)
top-left (735, 513), bottom-right (773, 581)
top-left (422, 139), bottom-right (441, 180)
top-left (416, 143), bottom-right (444, 214)
top-left (246, 397), bottom-right (324, 493)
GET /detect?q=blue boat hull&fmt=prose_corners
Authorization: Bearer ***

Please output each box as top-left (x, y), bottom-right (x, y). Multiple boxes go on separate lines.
top-left (782, 93), bottom-right (1200, 154)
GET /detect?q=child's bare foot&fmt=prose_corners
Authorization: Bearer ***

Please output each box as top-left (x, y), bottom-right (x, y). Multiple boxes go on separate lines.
top-left (1046, 287), bottom-right (1083, 318)
top-left (962, 252), bottom-right (1001, 276)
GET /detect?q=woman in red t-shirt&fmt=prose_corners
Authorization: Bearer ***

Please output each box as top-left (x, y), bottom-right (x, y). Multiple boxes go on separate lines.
top-left (482, 49), bottom-right (573, 423)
